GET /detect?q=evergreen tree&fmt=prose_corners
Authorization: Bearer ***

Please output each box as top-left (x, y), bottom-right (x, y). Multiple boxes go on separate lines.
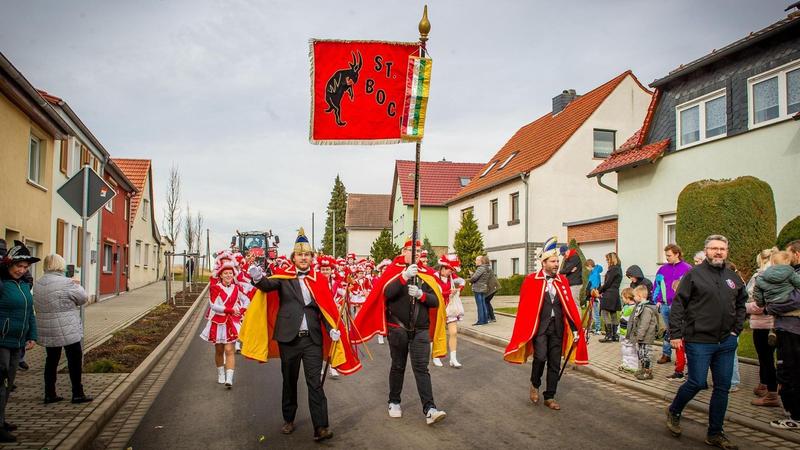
top-left (322, 175), bottom-right (348, 257)
top-left (370, 229), bottom-right (400, 262)
top-left (453, 209), bottom-right (485, 276)
top-left (422, 236), bottom-right (438, 265)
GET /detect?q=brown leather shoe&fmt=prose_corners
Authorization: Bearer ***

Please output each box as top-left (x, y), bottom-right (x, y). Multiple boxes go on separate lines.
top-left (529, 386), bottom-right (539, 404)
top-left (751, 392), bottom-right (781, 407)
top-left (281, 422), bottom-right (295, 435)
top-left (313, 427), bottom-right (333, 442)
top-left (656, 355), bottom-right (671, 364)
top-left (544, 399), bottom-right (561, 410)
top-left (753, 384), bottom-right (768, 397)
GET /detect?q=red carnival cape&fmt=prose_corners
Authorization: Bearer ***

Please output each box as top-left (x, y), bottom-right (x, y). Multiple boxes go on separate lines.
top-left (351, 256), bottom-right (447, 358)
top-left (239, 264), bottom-right (362, 375)
top-left (504, 270), bottom-right (589, 365)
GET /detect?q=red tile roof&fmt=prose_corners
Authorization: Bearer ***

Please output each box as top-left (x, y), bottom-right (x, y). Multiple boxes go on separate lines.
top-left (112, 158), bottom-right (151, 219)
top-left (393, 160), bottom-right (485, 207)
top-left (587, 139), bottom-right (670, 177)
top-left (345, 194), bottom-right (392, 229)
top-left (36, 89), bottom-right (63, 105)
top-left (448, 70), bottom-right (647, 203)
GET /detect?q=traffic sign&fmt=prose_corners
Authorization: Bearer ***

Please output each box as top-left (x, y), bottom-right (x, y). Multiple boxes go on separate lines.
top-left (57, 166), bottom-right (117, 218)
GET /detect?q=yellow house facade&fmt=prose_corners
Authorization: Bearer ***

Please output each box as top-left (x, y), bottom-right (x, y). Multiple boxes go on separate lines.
top-left (0, 52), bottom-right (71, 277)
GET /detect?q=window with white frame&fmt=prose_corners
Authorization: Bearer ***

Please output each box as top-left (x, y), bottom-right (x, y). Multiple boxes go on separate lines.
top-left (135, 241), bottom-right (142, 266)
top-left (748, 59), bottom-right (800, 128)
top-left (67, 224), bottom-right (79, 265)
top-left (28, 134), bottom-right (43, 184)
top-left (676, 89), bottom-right (727, 148)
top-left (512, 258), bottom-right (520, 275)
top-left (103, 244), bottom-right (113, 273)
top-left (593, 129), bottom-right (616, 158)
top-left (490, 259), bottom-right (497, 273)
top-left (461, 207), bottom-right (474, 219)
top-left (510, 192), bottom-right (520, 222)
top-left (661, 213), bottom-right (677, 263)
top-left (25, 240), bottom-right (41, 280)
top-left (142, 198), bottom-right (149, 221)
top-left (144, 243), bottom-right (150, 267)
top-left (480, 161), bottom-right (497, 177)
top-left (70, 140), bottom-right (82, 176)
top-left (489, 199), bottom-right (498, 227)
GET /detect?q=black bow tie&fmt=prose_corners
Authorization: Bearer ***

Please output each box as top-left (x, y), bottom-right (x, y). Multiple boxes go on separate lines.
top-left (546, 275), bottom-right (556, 280)
top-left (298, 270), bottom-right (309, 277)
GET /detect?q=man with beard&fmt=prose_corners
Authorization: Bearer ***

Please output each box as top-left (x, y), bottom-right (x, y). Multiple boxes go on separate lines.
top-left (665, 235), bottom-right (746, 450)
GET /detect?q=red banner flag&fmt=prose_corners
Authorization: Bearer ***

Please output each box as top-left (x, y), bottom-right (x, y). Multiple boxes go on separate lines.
top-left (309, 39), bottom-right (419, 145)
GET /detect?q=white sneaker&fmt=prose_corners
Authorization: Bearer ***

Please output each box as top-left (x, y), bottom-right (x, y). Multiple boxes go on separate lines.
top-left (225, 369), bottom-right (234, 388)
top-left (388, 403), bottom-right (402, 418)
top-left (377, 335), bottom-right (385, 344)
top-left (449, 359), bottom-right (462, 368)
top-left (432, 357), bottom-right (444, 367)
top-left (329, 368), bottom-right (339, 378)
top-left (425, 408), bottom-right (446, 425)
top-left (217, 366), bottom-right (225, 384)
top-left (235, 341), bottom-right (242, 354)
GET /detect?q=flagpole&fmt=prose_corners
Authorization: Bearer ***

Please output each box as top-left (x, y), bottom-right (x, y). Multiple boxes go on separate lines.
top-left (410, 5), bottom-right (430, 266)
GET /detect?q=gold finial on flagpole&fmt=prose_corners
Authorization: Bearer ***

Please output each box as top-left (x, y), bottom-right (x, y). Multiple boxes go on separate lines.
top-left (419, 5), bottom-right (430, 44)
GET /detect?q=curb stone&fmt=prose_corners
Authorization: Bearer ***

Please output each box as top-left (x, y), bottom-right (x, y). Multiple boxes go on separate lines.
top-left (50, 283), bottom-right (210, 450)
top-left (460, 323), bottom-right (800, 445)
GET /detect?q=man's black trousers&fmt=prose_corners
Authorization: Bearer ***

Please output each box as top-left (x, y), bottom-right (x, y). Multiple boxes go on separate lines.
top-left (388, 327), bottom-right (436, 414)
top-left (530, 320), bottom-right (563, 400)
top-left (278, 335), bottom-right (328, 429)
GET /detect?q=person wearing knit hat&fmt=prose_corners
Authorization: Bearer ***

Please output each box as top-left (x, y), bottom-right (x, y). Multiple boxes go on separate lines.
top-left (504, 236), bottom-right (588, 411)
top-left (245, 228), bottom-right (360, 442)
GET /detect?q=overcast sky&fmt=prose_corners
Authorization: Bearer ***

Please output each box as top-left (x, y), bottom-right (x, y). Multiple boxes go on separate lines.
top-left (0, 0), bottom-right (791, 255)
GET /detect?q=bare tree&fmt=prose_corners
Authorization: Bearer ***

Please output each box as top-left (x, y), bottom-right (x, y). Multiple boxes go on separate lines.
top-left (194, 211), bottom-right (205, 254)
top-left (184, 203), bottom-right (195, 255)
top-left (162, 165), bottom-right (182, 247)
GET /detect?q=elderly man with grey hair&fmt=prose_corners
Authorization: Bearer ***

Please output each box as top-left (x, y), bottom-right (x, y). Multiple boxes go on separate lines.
top-left (665, 235), bottom-right (747, 450)
top-left (33, 254), bottom-right (92, 405)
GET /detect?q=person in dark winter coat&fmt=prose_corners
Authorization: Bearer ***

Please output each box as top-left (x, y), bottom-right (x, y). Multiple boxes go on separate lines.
top-left (595, 252), bottom-right (622, 342)
top-left (666, 235), bottom-right (746, 449)
top-left (559, 245), bottom-right (583, 311)
top-left (626, 265), bottom-right (653, 303)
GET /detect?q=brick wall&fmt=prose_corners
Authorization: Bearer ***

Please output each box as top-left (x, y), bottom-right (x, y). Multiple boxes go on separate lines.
top-left (567, 219), bottom-right (617, 243)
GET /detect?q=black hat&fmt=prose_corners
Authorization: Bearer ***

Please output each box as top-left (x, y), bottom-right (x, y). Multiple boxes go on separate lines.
top-left (3, 240), bottom-right (41, 265)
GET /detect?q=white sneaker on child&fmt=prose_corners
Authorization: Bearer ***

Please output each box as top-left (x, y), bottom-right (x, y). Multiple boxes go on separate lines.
top-left (377, 335), bottom-right (385, 344)
top-left (432, 357), bottom-right (444, 367)
top-left (217, 366), bottom-right (225, 384)
top-left (388, 403), bottom-right (402, 418)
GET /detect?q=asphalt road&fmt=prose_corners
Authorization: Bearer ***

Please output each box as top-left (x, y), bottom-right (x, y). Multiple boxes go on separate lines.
top-left (129, 330), bottom-right (763, 450)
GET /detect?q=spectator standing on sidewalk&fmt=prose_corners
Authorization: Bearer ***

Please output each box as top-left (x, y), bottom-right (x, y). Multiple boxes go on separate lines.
top-left (470, 256), bottom-right (492, 326)
top-left (484, 261), bottom-right (500, 323)
top-left (665, 234), bottom-right (746, 450)
top-left (559, 245), bottom-right (583, 311)
top-left (746, 247), bottom-right (780, 407)
top-left (628, 285), bottom-right (659, 380)
top-left (586, 259), bottom-right (603, 334)
top-left (764, 240), bottom-right (800, 430)
top-left (625, 265), bottom-right (653, 302)
top-left (653, 244), bottom-right (692, 375)
top-left (0, 241), bottom-right (39, 443)
top-left (596, 252), bottom-right (622, 342)
top-left (34, 254), bottom-right (93, 405)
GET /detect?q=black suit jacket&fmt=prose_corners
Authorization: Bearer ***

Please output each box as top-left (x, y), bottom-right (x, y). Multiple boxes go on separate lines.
top-left (254, 276), bottom-right (329, 345)
top-left (538, 291), bottom-right (566, 337)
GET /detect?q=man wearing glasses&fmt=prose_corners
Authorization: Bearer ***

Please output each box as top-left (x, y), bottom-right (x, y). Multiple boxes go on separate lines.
top-left (664, 235), bottom-right (747, 450)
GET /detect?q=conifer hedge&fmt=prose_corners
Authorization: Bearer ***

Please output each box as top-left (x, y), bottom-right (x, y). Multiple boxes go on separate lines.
top-left (675, 176), bottom-right (776, 279)
top-left (777, 216), bottom-right (800, 250)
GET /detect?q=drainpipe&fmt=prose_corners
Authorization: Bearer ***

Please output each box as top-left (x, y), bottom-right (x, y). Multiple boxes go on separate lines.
top-left (96, 158), bottom-right (106, 301)
top-left (519, 172), bottom-right (530, 274)
top-left (596, 173), bottom-right (618, 194)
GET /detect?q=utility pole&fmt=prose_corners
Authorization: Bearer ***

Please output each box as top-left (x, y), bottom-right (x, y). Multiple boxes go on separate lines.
top-left (206, 228), bottom-right (210, 274)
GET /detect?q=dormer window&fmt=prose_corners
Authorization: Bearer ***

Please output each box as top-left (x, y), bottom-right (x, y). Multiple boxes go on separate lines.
top-left (480, 161), bottom-right (498, 177)
top-left (675, 89), bottom-right (727, 149)
top-left (498, 152), bottom-right (517, 169)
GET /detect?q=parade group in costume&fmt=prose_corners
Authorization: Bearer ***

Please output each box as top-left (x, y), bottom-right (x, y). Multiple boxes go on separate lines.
top-left (203, 229), bottom-right (590, 441)
top-left (504, 236), bottom-right (588, 410)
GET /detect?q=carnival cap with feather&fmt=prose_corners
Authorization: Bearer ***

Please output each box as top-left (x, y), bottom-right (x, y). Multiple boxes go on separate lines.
top-left (293, 228), bottom-right (313, 254)
top-left (540, 236), bottom-right (560, 261)
top-left (2, 240), bottom-right (40, 265)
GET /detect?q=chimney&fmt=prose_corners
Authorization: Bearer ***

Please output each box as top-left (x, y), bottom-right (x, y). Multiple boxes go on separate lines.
top-left (552, 89), bottom-right (579, 114)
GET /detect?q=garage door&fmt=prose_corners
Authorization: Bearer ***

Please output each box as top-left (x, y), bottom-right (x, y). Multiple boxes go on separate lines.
top-left (579, 240), bottom-right (616, 267)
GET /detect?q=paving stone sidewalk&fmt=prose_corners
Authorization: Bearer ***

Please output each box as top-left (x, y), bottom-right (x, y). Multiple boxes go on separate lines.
top-left (2, 281), bottom-right (167, 449)
top-left (458, 294), bottom-right (800, 445)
